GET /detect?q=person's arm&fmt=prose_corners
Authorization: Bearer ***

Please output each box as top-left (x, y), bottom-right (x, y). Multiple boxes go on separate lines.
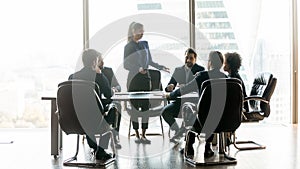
top-left (143, 41), bottom-right (169, 71)
top-left (96, 73), bottom-right (113, 99)
top-left (165, 68), bottom-right (179, 92)
top-left (168, 78), bottom-right (198, 100)
top-left (110, 69), bottom-right (122, 92)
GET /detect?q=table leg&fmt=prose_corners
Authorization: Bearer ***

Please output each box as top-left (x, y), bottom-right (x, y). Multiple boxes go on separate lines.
top-left (50, 99), bottom-right (60, 157)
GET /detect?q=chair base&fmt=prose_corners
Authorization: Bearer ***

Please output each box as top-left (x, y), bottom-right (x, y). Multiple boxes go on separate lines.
top-left (63, 133), bottom-right (116, 168)
top-left (233, 140), bottom-right (266, 150)
top-left (63, 157), bottom-right (115, 167)
top-left (232, 133), bottom-right (266, 150)
top-left (184, 131), bottom-right (237, 166)
top-left (185, 153), bottom-right (237, 166)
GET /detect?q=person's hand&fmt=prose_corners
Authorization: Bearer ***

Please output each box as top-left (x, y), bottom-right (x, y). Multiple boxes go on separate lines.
top-left (162, 67), bottom-right (170, 73)
top-left (139, 67), bottom-right (147, 74)
top-left (112, 87), bottom-right (119, 93)
top-left (163, 93), bottom-right (170, 100)
top-left (194, 71), bottom-right (200, 77)
top-left (94, 65), bottom-right (102, 74)
top-left (166, 84), bottom-right (174, 92)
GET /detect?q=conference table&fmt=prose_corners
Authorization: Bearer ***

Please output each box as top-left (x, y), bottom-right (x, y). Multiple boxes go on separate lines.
top-left (42, 91), bottom-right (199, 158)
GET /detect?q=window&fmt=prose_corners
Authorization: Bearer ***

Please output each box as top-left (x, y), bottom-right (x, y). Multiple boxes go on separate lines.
top-left (197, 11), bottom-right (228, 19)
top-left (0, 0), bottom-right (82, 128)
top-left (196, 0), bottom-right (291, 123)
top-left (197, 1), bottom-right (225, 8)
top-left (89, 0), bottom-right (189, 89)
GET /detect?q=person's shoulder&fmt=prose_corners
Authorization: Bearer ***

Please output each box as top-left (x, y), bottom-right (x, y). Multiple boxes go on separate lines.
top-left (139, 40), bottom-right (149, 46)
top-left (69, 68), bottom-right (84, 78)
top-left (194, 63), bottom-right (205, 70)
top-left (198, 70), bottom-right (208, 76)
top-left (175, 65), bottom-right (185, 70)
top-left (68, 74), bottom-right (74, 80)
top-left (139, 40), bottom-right (148, 44)
top-left (218, 71), bottom-right (228, 78)
top-left (125, 41), bottom-right (134, 48)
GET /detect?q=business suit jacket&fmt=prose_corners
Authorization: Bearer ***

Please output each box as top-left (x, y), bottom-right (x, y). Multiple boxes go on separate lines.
top-left (169, 69), bottom-right (227, 99)
top-left (68, 67), bottom-right (113, 105)
top-left (124, 40), bottom-right (165, 91)
top-left (124, 40), bottom-right (164, 73)
top-left (101, 66), bottom-right (121, 92)
top-left (165, 63), bottom-right (205, 92)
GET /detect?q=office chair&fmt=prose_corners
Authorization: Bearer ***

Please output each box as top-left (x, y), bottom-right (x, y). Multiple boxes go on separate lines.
top-left (184, 78), bottom-right (243, 166)
top-left (233, 72), bottom-right (277, 150)
top-left (56, 80), bottom-right (116, 167)
top-left (127, 69), bottom-right (165, 137)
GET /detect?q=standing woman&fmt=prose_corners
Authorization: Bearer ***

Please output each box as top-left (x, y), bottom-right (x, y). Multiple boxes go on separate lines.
top-left (124, 22), bottom-right (169, 144)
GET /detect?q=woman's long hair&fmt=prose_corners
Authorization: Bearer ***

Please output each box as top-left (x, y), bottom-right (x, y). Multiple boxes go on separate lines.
top-left (127, 22), bottom-right (143, 42)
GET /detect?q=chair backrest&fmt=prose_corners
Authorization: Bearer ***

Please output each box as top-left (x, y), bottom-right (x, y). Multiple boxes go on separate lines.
top-left (250, 72), bottom-right (273, 97)
top-left (148, 69), bottom-right (163, 91)
top-left (249, 72), bottom-right (277, 117)
top-left (197, 78), bottom-right (243, 134)
top-left (148, 69), bottom-right (163, 108)
top-left (57, 80), bottom-right (105, 135)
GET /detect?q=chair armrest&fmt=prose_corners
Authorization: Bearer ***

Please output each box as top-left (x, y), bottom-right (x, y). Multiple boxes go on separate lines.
top-left (244, 96), bottom-right (269, 104)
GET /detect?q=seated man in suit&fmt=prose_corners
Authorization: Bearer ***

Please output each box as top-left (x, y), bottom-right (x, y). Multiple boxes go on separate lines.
top-left (165, 51), bottom-right (227, 158)
top-left (162, 48), bottom-right (204, 140)
top-left (68, 49), bottom-right (117, 160)
top-left (97, 54), bottom-right (122, 146)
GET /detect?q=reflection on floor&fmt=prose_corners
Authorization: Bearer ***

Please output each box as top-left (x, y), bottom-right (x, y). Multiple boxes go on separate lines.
top-left (0, 122), bottom-right (299, 169)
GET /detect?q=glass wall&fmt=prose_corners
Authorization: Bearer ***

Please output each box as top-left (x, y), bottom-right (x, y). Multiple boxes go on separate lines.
top-left (0, 0), bottom-right (295, 128)
top-left (0, 0), bottom-right (82, 128)
top-left (88, 0), bottom-right (189, 90)
top-left (195, 0), bottom-right (291, 123)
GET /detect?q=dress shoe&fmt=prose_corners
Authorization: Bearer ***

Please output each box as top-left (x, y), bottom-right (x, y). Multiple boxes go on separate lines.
top-left (204, 146), bottom-right (214, 158)
top-left (95, 150), bottom-right (112, 161)
top-left (140, 136), bottom-right (151, 144)
top-left (134, 137), bottom-right (141, 144)
top-left (115, 143), bottom-right (122, 149)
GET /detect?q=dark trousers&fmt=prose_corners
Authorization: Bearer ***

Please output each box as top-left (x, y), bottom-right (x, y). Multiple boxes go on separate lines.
top-left (161, 100), bottom-right (181, 129)
top-left (127, 71), bottom-right (151, 130)
top-left (86, 134), bottom-right (110, 151)
top-left (112, 101), bottom-right (122, 132)
top-left (162, 99), bottom-right (197, 130)
top-left (103, 103), bottom-right (118, 127)
top-left (188, 112), bottom-right (214, 145)
top-left (86, 105), bottom-right (117, 151)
